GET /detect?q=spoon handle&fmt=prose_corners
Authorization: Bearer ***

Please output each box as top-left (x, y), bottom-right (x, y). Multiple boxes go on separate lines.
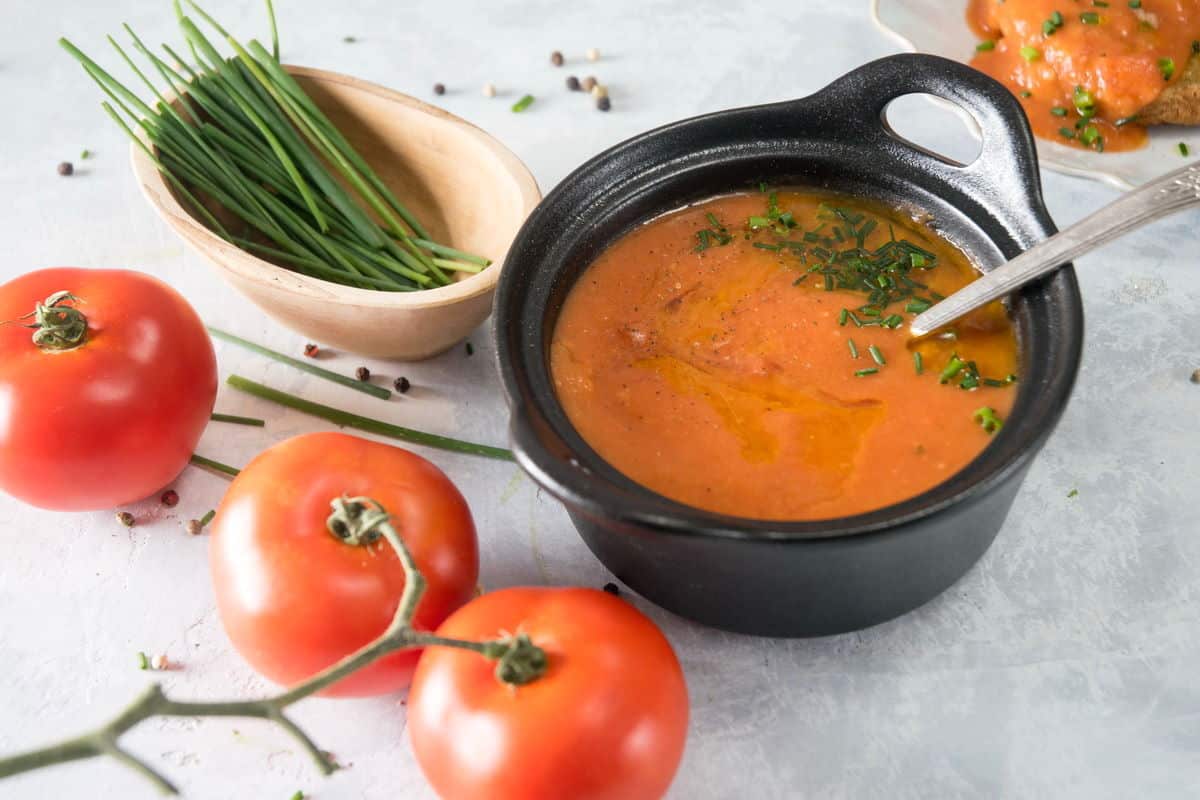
top-left (910, 161), bottom-right (1200, 336)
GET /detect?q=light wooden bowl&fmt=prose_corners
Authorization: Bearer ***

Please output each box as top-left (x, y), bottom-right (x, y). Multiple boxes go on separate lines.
top-left (131, 66), bottom-right (541, 360)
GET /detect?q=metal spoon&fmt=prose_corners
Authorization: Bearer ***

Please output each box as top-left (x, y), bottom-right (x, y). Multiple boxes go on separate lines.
top-left (909, 161), bottom-right (1200, 336)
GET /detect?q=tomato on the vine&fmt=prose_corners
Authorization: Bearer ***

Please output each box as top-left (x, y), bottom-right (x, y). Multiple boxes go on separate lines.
top-left (408, 587), bottom-right (689, 800)
top-left (0, 268), bottom-right (216, 511)
top-left (209, 432), bottom-right (479, 697)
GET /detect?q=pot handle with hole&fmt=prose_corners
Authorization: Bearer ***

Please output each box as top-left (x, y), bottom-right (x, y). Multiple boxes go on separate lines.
top-left (806, 53), bottom-right (1041, 204)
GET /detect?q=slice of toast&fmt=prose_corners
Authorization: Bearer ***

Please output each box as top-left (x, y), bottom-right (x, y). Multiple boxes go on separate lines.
top-left (1137, 53), bottom-right (1200, 126)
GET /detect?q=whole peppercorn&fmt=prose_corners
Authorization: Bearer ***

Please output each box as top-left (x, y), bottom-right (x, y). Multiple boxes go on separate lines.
top-left (185, 519), bottom-right (203, 536)
top-left (150, 653), bottom-right (170, 671)
top-left (356, 366), bottom-right (371, 381)
top-left (395, 376), bottom-right (411, 394)
top-left (602, 582), bottom-right (620, 596)
top-left (565, 75), bottom-right (581, 91)
top-left (1192, 368), bottom-right (1200, 384)
top-left (596, 95), bottom-right (612, 112)
top-left (465, 342), bottom-right (474, 357)
top-left (581, 76), bottom-right (597, 92)
top-left (116, 511), bottom-right (135, 527)
top-left (586, 47), bottom-right (600, 62)
top-left (482, 82), bottom-right (497, 98)
top-left (591, 84), bottom-right (608, 99)
top-left (550, 50), bottom-right (564, 67)
top-left (57, 161), bottom-right (74, 176)
top-left (433, 82), bottom-right (446, 95)
top-left (161, 489), bottom-right (180, 507)
top-left (303, 343), bottom-right (319, 358)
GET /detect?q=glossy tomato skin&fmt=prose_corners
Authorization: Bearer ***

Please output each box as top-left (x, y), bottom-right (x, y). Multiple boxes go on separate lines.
top-left (0, 268), bottom-right (217, 510)
top-left (209, 432), bottom-right (479, 697)
top-left (408, 587), bottom-right (689, 800)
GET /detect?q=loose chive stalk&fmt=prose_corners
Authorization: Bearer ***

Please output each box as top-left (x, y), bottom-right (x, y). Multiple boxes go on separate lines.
top-left (1180, 142), bottom-right (1190, 157)
top-left (227, 375), bottom-right (514, 461)
top-left (190, 453), bottom-right (241, 476)
top-left (208, 327), bottom-right (392, 399)
top-left (210, 412), bottom-right (266, 426)
top-left (512, 94), bottom-right (535, 112)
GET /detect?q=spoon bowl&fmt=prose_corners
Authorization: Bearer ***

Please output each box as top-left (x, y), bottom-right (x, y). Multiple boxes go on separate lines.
top-left (131, 65), bottom-right (541, 360)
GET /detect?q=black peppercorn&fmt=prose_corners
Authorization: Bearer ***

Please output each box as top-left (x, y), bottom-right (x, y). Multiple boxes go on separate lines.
top-left (566, 75), bottom-right (581, 91)
top-left (356, 366), bottom-right (371, 381)
top-left (395, 376), bottom-right (411, 393)
top-left (161, 490), bottom-right (179, 507)
top-left (116, 511), bottom-right (135, 527)
top-left (433, 82), bottom-right (446, 95)
top-left (550, 50), bottom-right (564, 67)
top-left (57, 162), bottom-right (74, 176)
top-left (602, 582), bottom-right (620, 596)
top-left (303, 343), bottom-right (319, 358)
top-left (465, 342), bottom-right (474, 356)
top-left (596, 96), bottom-right (611, 112)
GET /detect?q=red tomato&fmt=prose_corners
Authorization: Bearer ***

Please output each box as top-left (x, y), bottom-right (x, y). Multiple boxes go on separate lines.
top-left (0, 268), bottom-right (216, 510)
top-left (209, 432), bottom-right (479, 697)
top-left (408, 587), bottom-right (689, 800)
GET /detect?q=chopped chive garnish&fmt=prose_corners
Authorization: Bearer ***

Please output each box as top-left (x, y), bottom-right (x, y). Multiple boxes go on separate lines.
top-left (792, 275), bottom-right (808, 285)
top-left (982, 378), bottom-right (1009, 387)
top-left (847, 311), bottom-right (863, 327)
top-left (1020, 90), bottom-right (1033, 98)
top-left (137, 651), bottom-right (149, 670)
top-left (905, 298), bottom-right (932, 313)
top-left (753, 242), bottom-right (782, 251)
top-left (1093, 1), bottom-right (1108, 6)
top-left (1067, 488), bottom-right (1079, 498)
top-left (1159, 57), bottom-right (1176, 81)
top-left (1050, 10), bottom-right (1064, 24)
top-left (511, 94), bottom-right (535, 112)
top-left (868, 344), bottom-right (885, 365)
top-left (1114, 114), bottom-right (1139, 127)
top-left (1129, 0), bottom-right (1141, 6)
top-left (705, 212), bottom-right (722, 228)
top-left (913, 351), bottom-right (924, 375)
top-left (960, 372), bottom-right (980, 390)
top-left (1180, 142), bottom-right (1190, 157)
top-left (976, 40), bottom-right (996, 51)
top-left (1080, 11), bottom-right (1100, 23)
top-left (940, 355), bottom-right (966, 384)
top-left (848, 339), bottom-right (860, 359)
top-left (973, 406), bottom-right (1004, 434)
top-left (838, 308), bottom-right (849, 326)
top-left (748, 215), bottom-right (771, 229)
top-left (823, 274), bottom-right (834, 291)
top-left (1059, 127), bottom-right (1077, 139)
top-left (1051, 106), bottom-right (1068, 116)
top-left (854, 368), bottom-right (879, 377)
top-left (1020, 46), bottom-right (1041, 62)
top-left (1193, 40), bottom-right (1199, 54)
top-left (1073, 85), bottom-right (1097, 118)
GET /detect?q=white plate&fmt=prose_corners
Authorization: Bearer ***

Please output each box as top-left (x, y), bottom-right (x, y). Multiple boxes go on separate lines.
top-left (870, 0), bottom-right (1200, 189)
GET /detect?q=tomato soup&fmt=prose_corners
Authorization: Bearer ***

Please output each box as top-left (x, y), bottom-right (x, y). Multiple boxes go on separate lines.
top-left (550, 191), bottom-right (1019, 520)
top-left (968, 0), bottom-right (1200, 151)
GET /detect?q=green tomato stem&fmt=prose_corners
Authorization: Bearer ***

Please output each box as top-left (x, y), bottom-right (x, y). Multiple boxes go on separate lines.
top-left (0, 496), bottom-right (547, 794)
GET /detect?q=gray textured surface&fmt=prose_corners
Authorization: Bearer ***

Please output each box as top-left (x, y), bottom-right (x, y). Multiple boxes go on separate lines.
top-left (0, 1), bottom-right (1197, 798)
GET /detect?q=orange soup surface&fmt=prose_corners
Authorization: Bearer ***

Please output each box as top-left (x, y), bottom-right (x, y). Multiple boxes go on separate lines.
top-left (967, 0), bottom-right (1200, 151)
top-left (551, 191), bottom-right (1019, 521)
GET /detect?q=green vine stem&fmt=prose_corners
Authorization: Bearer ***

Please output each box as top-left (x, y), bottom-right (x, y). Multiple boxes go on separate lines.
top-left (6, 291), bottom-right (89, 350)
top-left (0, 496), bottom-right (547, 795)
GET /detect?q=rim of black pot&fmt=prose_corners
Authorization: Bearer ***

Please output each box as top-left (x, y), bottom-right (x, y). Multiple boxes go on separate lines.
top-left (494, 53), bottom-right (1084, 542)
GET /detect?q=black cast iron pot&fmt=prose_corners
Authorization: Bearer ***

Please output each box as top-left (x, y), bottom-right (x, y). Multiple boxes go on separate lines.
top-left (493, 54), bottom-right (1083, 637)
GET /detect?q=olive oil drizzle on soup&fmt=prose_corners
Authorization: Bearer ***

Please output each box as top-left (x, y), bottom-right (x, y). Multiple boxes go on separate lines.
top-left (550, 191), bottom-right (1019, 521)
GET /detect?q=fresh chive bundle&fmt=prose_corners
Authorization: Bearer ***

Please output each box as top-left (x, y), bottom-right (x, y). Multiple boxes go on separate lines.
top-left (61, 1), bottom-right (490, 293)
